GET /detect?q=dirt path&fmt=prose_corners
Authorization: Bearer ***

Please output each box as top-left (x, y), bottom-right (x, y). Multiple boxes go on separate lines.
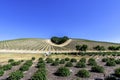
top-left (20, 61), bottom-right (38, 80)
top-left (0, 62), bottom-right (24, 80)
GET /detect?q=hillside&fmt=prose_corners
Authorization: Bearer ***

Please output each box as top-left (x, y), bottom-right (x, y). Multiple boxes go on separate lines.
top-left (0, 38), bottom-right (119, 53)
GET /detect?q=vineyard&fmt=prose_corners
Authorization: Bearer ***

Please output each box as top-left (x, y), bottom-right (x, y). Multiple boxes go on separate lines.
top-left (0, 55), bottom-right (120, 80)
top-left (0, 38), bottom-right (120, 80)
top-left (0, 38), bottom-right (119, 53)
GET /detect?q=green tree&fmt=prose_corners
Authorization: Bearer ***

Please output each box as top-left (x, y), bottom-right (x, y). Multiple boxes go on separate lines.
top-left (93, 45), bottom-right (105, 51)
top-left (76, 44), bottom-right (88, 51)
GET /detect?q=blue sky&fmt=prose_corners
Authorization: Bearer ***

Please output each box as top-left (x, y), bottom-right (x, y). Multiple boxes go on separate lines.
top-left (0, 0), bottom-right (120, 43)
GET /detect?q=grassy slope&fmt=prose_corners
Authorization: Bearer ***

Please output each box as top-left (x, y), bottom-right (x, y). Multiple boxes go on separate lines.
top-left (64, 38), bottom-right (120, 50)
top-left (0, 38), bottom-right (119, 50)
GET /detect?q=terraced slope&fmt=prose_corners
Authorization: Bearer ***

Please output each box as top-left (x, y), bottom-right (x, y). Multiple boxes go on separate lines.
top-left (0, 38), bottom-right (119, 53)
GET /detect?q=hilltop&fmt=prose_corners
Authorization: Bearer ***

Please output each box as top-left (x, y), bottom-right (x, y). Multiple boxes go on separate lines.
top-left (0, 38), bottom-right (119, 53)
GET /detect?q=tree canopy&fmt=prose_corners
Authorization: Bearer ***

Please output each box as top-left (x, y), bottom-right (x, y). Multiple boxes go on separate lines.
top-left (76, 44), bottom-right (88, 51)
top-left (93, 45), bottom-right (105, 51)
top-left (51, 36), bottom-right (69, 44)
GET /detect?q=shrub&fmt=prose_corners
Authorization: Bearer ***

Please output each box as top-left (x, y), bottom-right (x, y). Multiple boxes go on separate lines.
top-left (25, 60), bottom-right (33, 66)
top-left (55, 67), bottom-right (70, 77)
top-left (75, 62), bottom-right (86, 68)
top-left (51, 61), bottom-right (59, 66)
top-left (37, 63), bottom-right (45, 68)
top-left (65, 57), bottom-right (70, 61)
top-left (11, 61), bottom-right (21, 66)
top-left (79, 58), bottom-right (86, 63)
top-left (104, 76), bottom-right (117, 80)
top-left (106, 61), bottom-right (116, 66)
top-left (2, 64), bottom-right (12, 70)
top-left (65, 62), bottom-right (73, 67)
top-left (0, 69), bottom-right (4, 76)
top-left (46, 58), bottom-right (53, 63)
top-left (102, 58), bottom-right (109, 62)
top-left (109, 58), bottom-right (115, 61)
top-left (77, 69), bottom-right (90, 78)
top-left (8, 70), bottom-right (23, 80)
top-left (31, 68), bottom-right (47, 80)
top-left (31, 57), bottom-right (35, 60)
top-left (91, 65), bottom-right (104, 73)
top-left (20, 60), bottom-right (24, 62)
top-left (70, 58), bottom-right (77, 62)
top-left (88, 58), bottom-right (97, 66)
top-left (55, 58), bottom-right (59, 61)
top-left (39, 58), bottom-right (43, 61)
top-left (115, 59), bottom-right (120, 64)
top-left (38, 59), bottom-right (44, 63)
top-left (59, 59), bottom-right (65, 64)
top-left (19, 65), bottom-right (30, 71)
top-left (19, 60), bottom-right (32, 72)
top-left (115, 67), bottom-right (120, 77)
top-left (8, 59), bottom-right (14, 63)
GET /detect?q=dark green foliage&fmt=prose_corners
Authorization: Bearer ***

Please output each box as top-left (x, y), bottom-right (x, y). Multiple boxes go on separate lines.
top-left (55, 67), bottom-right (70, 77)
top-left (20, 60), bottom-right (24, 62)
top-left (79, 58), bottom-right (86, 63)
top-left (19, 60), bottom-right (33, 72)
top-left (115, 67), bottom-right (120, 77)
top-left (37, 63), bottom-right (45, 68)
top-left (106, 61), bottom-right (116, 66)
top-left (77, 69), bottom-right (90, 78)
top-left (65, 57), bottom-right (70, 61)
top-left (115, 59), bottom-right (120, 64)
top-left (0, 65), bottom-right (2, 68)
top-left (76, 44), bottom-right (88, 51)
top-left (70, 58), bottom-right (77, 62)
top-left (0, 69), bottom-right (4, 76)
top-left (91, 65), bottom-right (104, 73)
top-left (55, 58), bottom-right (59, 61)
top-left (11, 61), bottom-right (21, 66)
top-left (93, 45), bottom-right (105, 51)
top-left (102, 58), bottom-right (109, 62)
top-left (108, 58), bottom-right (115, 61)
top-left (59, 59), bottom-right (65, 64)
top-left (19, 65), bottom-right (30, 71)
top-left (51, 61), bottom-right (59, 66)
top-left (88, 58), bottom-right (97, 66)
top-left (2, 64), bottom-right (12, 70)
top-left (75, 62), bottom-right (86, 68)
top-left (39, 57), bottom-right (43, 61)
top-left (8, 70), bottom-right (23, 80)
top-left (46, 58), bottom-right (53, 63)
top-left (31, 57), bottom-right (35, 60)
top-left (31, 68), bottom-right (47, 80)
top-left (108, 46), bottom-right (120, 51)
top-left (76, 45), bottom-right (81, 51)
top-left (51, 36), bottom-right (69, 44)
top-left (65, 62), bottom-right (73, 67)
top-left (38, 59), bottom-right (44, 63)
top-left (8, 59), bottom-right (14, 63)
top-left (104, 76), bottom-right (117, 80)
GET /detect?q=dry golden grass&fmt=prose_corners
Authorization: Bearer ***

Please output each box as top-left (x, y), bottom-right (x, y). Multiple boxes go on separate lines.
top-left (0, 53), bottom-right (45, 64)
top-left (48, 54), bottom-right (95, 60)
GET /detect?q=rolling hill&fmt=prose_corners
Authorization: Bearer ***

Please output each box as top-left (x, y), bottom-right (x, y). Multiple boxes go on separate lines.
top-left (0, 38), bottom-right (119, 53)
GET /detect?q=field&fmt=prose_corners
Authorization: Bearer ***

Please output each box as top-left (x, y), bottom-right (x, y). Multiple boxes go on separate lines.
top-left (0, 38), bottom-right (119, 53)
top-left (0, 53), bottom-right (120, 80)
top-left (0, 38), bottom-right (120, 80)
top-left (0, 53), bottom-right (44, 65)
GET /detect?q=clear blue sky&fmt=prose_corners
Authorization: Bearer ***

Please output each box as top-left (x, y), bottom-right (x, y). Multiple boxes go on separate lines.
top-left (0, 0), bottom-right (120, 43)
